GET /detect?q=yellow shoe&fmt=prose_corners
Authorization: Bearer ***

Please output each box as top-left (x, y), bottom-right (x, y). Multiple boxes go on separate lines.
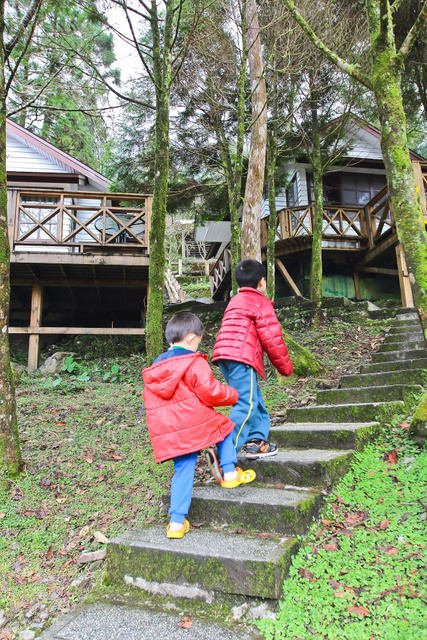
top-left (166, 518), bottom-right (190, 539)
top-left (221, 467), bottom-right (256, 489)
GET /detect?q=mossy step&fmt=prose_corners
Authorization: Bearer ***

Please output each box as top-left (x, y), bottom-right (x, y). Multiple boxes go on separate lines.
top-left (286, 400), bottom-right (404, 424)
top-left (388, 326), bottom-right (423, 336)
top-left (340, 369), bottom-right (425, 389)
top-left (184, 485), bottom-right (322, 536)
top-left (316, 384), bottom-right (422, 405)
top-left (360, 358), bottom-right (427, 374)
top-left (106, 526), bottom-right (299, 600)
top-left (237, 449), bottom-right (353, 488)
top-left (371, 348), bottom-right (426, 363)
top-left (377, 340), bottom-right (425, 352)
top-left (392, 317), bottom-right (420, 326)
top-left (383, 333), bottom-right (423, 344)
top-left (270, 422), bottom-right (380, 451)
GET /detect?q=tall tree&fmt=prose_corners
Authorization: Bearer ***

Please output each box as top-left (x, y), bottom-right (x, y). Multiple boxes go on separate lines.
top-left (241, 0), bottom-right (267, 261)
top-left (282, 0), bottom-right (427, 335)
top-left (1, 0), bottom-right (43, 479)
top-left (7, 0), bottom-right (115, 168)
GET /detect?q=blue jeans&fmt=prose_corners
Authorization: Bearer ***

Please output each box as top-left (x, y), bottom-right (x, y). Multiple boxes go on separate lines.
top-left (218, 360), bottom-right (270, 453)
top-left (169, 431), bottom-right (237, 524)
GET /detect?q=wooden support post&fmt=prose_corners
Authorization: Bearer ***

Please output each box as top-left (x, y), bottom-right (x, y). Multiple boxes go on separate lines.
top-left (28, 283), bottom-right (43, 371)
top-left (353, 271), bottom-right (361, 300)
top-left (395, 244), bottom-right (414, 308)
top-left (413, 162), bottom-right (427, 219)
top-left (275, 259), bottom-right (302, 296)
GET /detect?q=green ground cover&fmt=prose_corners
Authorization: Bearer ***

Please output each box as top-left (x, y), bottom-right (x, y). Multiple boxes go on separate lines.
top-left (257, 426), bottom-right (427, 640)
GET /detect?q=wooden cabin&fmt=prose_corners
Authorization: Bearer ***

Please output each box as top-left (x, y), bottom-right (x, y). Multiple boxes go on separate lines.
top-left (6, 119), bottom-right (151, 370)
top-left (205, 120), bottom-right (427, 303)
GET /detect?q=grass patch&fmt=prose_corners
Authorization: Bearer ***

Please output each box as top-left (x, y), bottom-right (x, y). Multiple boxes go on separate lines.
top-left (257, 427), bottom-right (427, 640)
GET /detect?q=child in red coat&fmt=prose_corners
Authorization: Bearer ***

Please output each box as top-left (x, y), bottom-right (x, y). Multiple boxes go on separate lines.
top-left (143, 312), bottom-right (255, 539)
top-left (213, 259), bottom-right (293, 458)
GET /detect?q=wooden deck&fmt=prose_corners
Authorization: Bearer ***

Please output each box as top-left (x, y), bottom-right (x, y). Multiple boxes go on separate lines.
top-left (9, 190), bottom-right (152, 370)
top-left (210, 160), bottom-right (427, 302)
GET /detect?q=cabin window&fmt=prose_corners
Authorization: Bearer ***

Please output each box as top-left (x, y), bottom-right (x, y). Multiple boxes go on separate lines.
top-left (286, 177), bottom-right (298, 207)
top-left (307, 172), bottom-right (386, 206)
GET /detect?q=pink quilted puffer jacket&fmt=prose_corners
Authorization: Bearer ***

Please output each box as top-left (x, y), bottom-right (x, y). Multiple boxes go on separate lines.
top-left (212, 287), bottom-right (293, 379)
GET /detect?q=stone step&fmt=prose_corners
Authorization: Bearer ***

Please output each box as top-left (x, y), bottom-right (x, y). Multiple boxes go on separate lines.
top-left (106, 525), bottom-right (299, 600)
top-left (383, 333), bottom-right (423, 344)
top-left (38, 601), bottom-right (254, 640)
top-left (388, 325), bottom-right (423, 336)
top-left (316, 384), bottom-right (422, 405)
top-left (340, 369), bottom-right (425, 389)
top-left (360, 358), bottom-right (427, 374)
top-left (185, 485), bottom-right (322, 536)
top-left (237, 449), bottom-right (353, 487)
top-left (392, 317), bottom-right (420, 327)
top-left (270, 422), bottom-right (380, 451)
top-left (371, 348), bottom-right (426, 363)
top-left (377, 340), bottom-right (425, 352)
top-left (286, 400), bottom-right (404, 424)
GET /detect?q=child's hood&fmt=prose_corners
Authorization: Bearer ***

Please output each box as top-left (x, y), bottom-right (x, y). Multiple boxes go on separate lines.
top-left (142, 352), bottom-right (208, 400)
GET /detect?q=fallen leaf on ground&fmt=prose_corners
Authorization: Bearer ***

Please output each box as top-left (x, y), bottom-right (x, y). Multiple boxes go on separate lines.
top-left (0, 512), bottom-right (5, 518)
top-left (379, 519), bottom-right (390, 530)
top-left (324, 542), bottom-right (338, 551)
top-left (84, 457), bottom-right (93, 465)
top-left (385, 547), bottom-right (399, 556)
top-left (178, 617), bottom-right (192, 629)
top-left (94, 531), bottom-right (108, 544)
top-left (347, 605), bottom-right (370, 617)
top-left (78, 549), bottom-right (106, 563)
top-left (96, 417), bottom-right (106, 425)
top-left (334, 591), bottom-right (347, 597)
top-left (298, 568), bottom-right (316, 581)
top-left (46, 545), bottom-right (53, 560)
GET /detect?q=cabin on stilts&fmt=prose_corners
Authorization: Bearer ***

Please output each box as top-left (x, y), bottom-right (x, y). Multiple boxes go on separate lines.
top-left (202, 120), bottom-right (427, 305)
top-left (6, 119), bottom-right (151, 371)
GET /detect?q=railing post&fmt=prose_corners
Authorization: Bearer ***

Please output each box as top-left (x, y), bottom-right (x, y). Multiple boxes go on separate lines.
top-left (28, 283), bottom-right (43, 371)
top-left (396, 244), bottom-right (414, 308)
top-left (145, 196), bottom-right (152, 254)
top-left (413, 161), bottom-right (427, 219)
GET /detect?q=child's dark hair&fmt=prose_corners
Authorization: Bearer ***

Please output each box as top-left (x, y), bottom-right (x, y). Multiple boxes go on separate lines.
top-left (234, 259), bottom-right (266, 289)
top-left (165, 312), bottom-right (204, 344)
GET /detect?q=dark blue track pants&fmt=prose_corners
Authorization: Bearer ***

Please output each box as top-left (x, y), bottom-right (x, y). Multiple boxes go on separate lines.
top-left (169, 432), bottom-right (237, 524)
top-left (218, 360), bottom-right (270, 453)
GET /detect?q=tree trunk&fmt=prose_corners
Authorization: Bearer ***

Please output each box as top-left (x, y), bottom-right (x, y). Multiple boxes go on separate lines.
top-left (367, 0), bottom-right (427, 334)
top-left (241, 0), bottom-right (267, 261)
top-left (0, 0), bottom-right (22, 479)
top-left (266, 133), bottom-right (276, 300)
top-left (145, 0), bottom-right (174, 363)
top-left (310, 84), bottom-right (324, 328)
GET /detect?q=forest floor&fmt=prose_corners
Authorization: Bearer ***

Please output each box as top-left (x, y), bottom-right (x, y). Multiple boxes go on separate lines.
top-left (0, 309), bottom-right (425, 639)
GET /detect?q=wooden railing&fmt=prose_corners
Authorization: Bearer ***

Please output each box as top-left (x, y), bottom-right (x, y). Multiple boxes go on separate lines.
top-left (261, 204), bottom-right (366, 246)
top-left (364, 186), bottom-right (393, 249)
top-left (13, 190), bottom-right (152, 253)
top-left (209, 245), bottom-right (231, 296)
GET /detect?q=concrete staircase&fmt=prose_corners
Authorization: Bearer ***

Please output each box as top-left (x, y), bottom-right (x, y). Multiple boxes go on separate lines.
top-left (105, 310), bottom-right (426, 608)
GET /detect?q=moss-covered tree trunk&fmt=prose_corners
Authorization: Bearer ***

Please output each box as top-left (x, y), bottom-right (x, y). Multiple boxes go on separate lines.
top-left (310, 84), bottom-right (324, 328)
top-left (241, 0), bottom-right (267, 261)
top-left (0, 0), bottom-right (22, 478)
top-left (145, 0), bottom-right (174, 363)
top-left (266, 133), bottom-right (277, 300)
top-left (366, 0), bottom-right (427, 333)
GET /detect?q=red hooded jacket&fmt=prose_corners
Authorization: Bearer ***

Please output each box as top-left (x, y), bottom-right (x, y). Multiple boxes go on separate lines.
top-left (142, 352), bottom-right (238, 463)
top-left (212, 287), bottom-right (293, 379)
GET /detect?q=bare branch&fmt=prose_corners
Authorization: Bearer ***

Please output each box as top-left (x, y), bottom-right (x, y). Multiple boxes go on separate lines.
top-left (281, 0), bottom-right (373, 91)
top-left (5, 0), bottom-right (42, 58)
top-left (123, 3), bottom-right (156, 85)
top-left (397, 0), bottom-right (427, 61)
